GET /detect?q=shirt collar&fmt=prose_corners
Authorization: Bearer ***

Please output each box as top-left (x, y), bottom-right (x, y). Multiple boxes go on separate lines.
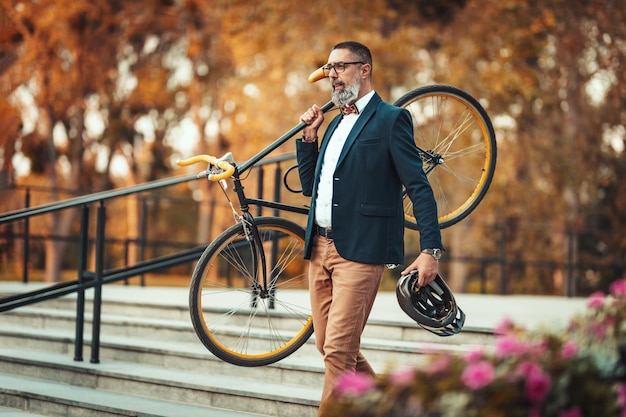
top-left (354, 90), bottom-right (375, 114)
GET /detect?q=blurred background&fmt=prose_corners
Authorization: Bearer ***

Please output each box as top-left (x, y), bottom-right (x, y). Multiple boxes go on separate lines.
top-left (0, 0), bottom-right (624, 296)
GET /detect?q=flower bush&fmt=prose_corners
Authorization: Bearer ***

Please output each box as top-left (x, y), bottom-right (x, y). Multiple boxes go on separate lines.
top-left (326, 279), bottom-right (626, 417)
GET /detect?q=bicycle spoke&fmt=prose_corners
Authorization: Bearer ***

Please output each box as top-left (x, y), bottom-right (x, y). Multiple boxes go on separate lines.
top-left (433, 110), bottom-right (479, 155)
top-left (395, 85), bottom-right (496, 229)
top-left (189, 218), bottom-right (313, 366)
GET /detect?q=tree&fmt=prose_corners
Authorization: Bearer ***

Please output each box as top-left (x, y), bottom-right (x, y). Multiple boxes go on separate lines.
top-left (0, 0), bottom-right (217, 280)
top-left (434, 0), bottom-right (626, 293)
top-left (1, 0), bottom-right (624, 295)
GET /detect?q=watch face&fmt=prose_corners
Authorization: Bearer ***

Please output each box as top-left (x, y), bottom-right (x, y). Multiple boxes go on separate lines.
top-left (423, 248), bottom-right (442, 260)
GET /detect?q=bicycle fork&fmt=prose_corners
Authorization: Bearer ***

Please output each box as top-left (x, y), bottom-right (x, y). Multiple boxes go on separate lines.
top-left (230, 174), bottom-right (277, 310)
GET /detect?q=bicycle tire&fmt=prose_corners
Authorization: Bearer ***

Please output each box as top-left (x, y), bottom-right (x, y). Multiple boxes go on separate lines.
top-left (189, 216), bottom-right (313, 367)
top-left (394, 84), bottom-right (497, 229)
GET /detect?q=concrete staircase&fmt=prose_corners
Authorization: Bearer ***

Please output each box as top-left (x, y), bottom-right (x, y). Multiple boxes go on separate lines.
top-left (0, 283), bottom-right (585, 416)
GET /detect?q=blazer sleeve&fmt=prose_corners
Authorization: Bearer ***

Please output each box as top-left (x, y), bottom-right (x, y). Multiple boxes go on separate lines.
top-left (296, 139), bottom-right (318, 197)
top-left (389, 109), bottom-right (444, 250)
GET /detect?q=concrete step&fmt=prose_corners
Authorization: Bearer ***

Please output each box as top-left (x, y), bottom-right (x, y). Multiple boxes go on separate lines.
top-left (2, 303), bottom-right (493, 345)
top-left (0, 283), bottom-right (589, 417)
top-left (1, 283), bottom-right (499, 342)
top-left (0, 373), bottom-right (269, 417)
top-left (0, 325), bottom-right (326, 388)
top-left (0, 323), bottom-right (471, 388)
top-left (1, 306), bottom-right (200, 344)
top-left (0, 304), bottom-right (491, 360)
top-left (0, 317), bottom-right (483, 386)
top-left (0, 406), bottom-right (47, 416)
top-left (12, 293), bottom-right (495, 345)
top-left (0, 349), bottom-right (319, 417)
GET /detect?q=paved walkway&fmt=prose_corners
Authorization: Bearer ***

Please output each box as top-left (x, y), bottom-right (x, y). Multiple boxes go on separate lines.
top-left (1, 282), bottom-right (589, 332)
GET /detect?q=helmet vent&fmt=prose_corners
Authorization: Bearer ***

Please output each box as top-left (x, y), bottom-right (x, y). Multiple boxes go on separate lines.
top-left (396, 271), bottom-right (465, 337)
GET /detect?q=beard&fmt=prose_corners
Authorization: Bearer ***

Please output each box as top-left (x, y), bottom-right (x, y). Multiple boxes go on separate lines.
top-left (331, 76), bottom-right (360, 107)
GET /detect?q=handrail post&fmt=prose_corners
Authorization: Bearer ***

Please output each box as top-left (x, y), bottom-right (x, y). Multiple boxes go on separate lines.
top-left (256, 166), bottom-right (264, 217)
top-left (74, 204), bottom-right (89, 361)
top-left (140, 197), bottom-right (147, 286)
top-left (268, 163), bottom-right (283, 310)
top-left (22, 188), bottom-right (30, 283)
top-left (273, 162), bottom-right (281, 218)
top-left (90, 201), bottom-right (105, 364)
top-left (123, 239), bottom-right (130, 285)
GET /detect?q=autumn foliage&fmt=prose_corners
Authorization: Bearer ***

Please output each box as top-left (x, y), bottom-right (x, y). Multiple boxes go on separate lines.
top-left (0, 0), bottom-right (624, 291)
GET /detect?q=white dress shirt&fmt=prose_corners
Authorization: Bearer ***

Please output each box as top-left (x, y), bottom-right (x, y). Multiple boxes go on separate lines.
top-left (315, 91), bottom-right (375, 228)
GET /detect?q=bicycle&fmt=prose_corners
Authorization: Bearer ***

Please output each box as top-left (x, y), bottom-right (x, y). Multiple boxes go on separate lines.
top-left (177, 84), bottom-right (497, 367)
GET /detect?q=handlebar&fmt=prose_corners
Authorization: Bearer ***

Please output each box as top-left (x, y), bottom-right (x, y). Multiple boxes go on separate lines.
top-left (176, 153), bottom-right (236, 181)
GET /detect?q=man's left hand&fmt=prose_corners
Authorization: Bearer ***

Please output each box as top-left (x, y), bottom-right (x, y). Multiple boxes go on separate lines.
top-left (401, 253), bottom-right (439, 287)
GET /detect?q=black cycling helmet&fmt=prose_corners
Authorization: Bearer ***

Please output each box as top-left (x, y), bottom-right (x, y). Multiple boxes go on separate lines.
top-left (396, 271), bottom-right (465, 337)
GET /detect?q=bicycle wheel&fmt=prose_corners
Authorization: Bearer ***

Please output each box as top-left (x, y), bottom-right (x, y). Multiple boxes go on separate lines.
top-left (189, 216), bottom-right (313, 367)
top-left (394, 84), bottom-right (497, 229)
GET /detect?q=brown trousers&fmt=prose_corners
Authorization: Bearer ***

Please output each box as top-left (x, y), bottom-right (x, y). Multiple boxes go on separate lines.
top-left (309, 235), bottom-right (384, 417)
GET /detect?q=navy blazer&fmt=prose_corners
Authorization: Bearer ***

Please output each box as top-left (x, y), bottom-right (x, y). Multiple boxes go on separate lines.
top-left (296, 92), bottom-right (443, 264)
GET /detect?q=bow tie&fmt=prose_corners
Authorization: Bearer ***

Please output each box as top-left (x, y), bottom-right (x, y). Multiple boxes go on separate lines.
top-left (340, 104), bottom-right (359, 115)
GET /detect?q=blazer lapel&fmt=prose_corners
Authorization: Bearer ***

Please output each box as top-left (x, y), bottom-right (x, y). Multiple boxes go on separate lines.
top-left (336, 93), bottom-right (381, 168)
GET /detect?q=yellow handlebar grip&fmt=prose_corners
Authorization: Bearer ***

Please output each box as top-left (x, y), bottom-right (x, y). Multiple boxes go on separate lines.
top-left (176, 154), bottom-right (216, 166)
top-left (307, 66), bottom-right (327, 83)
top-left (176, 155), bottom-right (235, 181)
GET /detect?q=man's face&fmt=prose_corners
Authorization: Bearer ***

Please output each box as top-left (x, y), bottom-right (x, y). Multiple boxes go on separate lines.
top-left (327, 48), bottom-right (361, 107)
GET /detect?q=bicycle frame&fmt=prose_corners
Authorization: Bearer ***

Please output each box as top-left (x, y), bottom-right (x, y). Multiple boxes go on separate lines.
top-left (202, 100), bottom-right (334, 302)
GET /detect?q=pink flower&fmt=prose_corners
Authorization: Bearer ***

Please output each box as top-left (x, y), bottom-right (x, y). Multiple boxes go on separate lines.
top-left (516, 360), bottom-right (539, 377)
top-left (557, 407), bottom-right (582, 417)
top-left (461, 361), bottom-right (495, 390)
top-left (494, 334), bottom-right (529, 358)
top-left (463, 348), bottom-right (485, 364)
top-left (334, 372), bottom-right (376, 396)
top-left (610, 280), bottom-right (626, 297)
top-left (587, 291), bottom-right (606, 309)
top-left (530, 339), bottom-right (549, 356)
top-left (591, 322), bottom-right (607, 338)
top-left (525, 367), bottom-right (551, 403)
top-left (494, 317), bottom-right (515, 335)
top-left (389, 367), bottom-right (416, 386)
top-left (425, 355), bottom-right (452, 375)
top-left (560, 341), bottom-right (578, 359)
top-left (617, 383), bottom-right (626, 406)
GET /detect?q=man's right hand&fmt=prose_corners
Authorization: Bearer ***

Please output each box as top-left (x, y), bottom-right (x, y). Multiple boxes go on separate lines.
top-left (299, 104), bottom-right (324, 139)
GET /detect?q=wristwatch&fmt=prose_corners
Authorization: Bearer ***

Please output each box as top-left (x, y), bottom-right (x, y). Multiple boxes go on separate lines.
top-left (421, 248), bottom-right (442, 260)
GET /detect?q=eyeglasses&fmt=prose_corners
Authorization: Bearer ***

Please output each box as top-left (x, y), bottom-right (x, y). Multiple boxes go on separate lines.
top-left (321, 61), bottom-right (365, 76)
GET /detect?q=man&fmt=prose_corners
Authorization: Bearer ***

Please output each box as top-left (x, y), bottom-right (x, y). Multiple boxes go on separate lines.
top-left (296, 41), bottom-right (443, 416)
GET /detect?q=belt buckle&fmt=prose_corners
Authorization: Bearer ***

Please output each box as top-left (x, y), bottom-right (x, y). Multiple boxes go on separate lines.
top-left (318, 226), bottom-right (332, 240)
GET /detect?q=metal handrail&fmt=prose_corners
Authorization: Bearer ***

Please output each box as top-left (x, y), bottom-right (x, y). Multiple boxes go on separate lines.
top-left (0, 152), bottom-right (301, 224)
top-left (0, 151), bottom-right (302, 363)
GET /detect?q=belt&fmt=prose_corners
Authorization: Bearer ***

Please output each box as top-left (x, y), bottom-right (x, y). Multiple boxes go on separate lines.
top-left (317, 226), bottom-right (333, 240)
